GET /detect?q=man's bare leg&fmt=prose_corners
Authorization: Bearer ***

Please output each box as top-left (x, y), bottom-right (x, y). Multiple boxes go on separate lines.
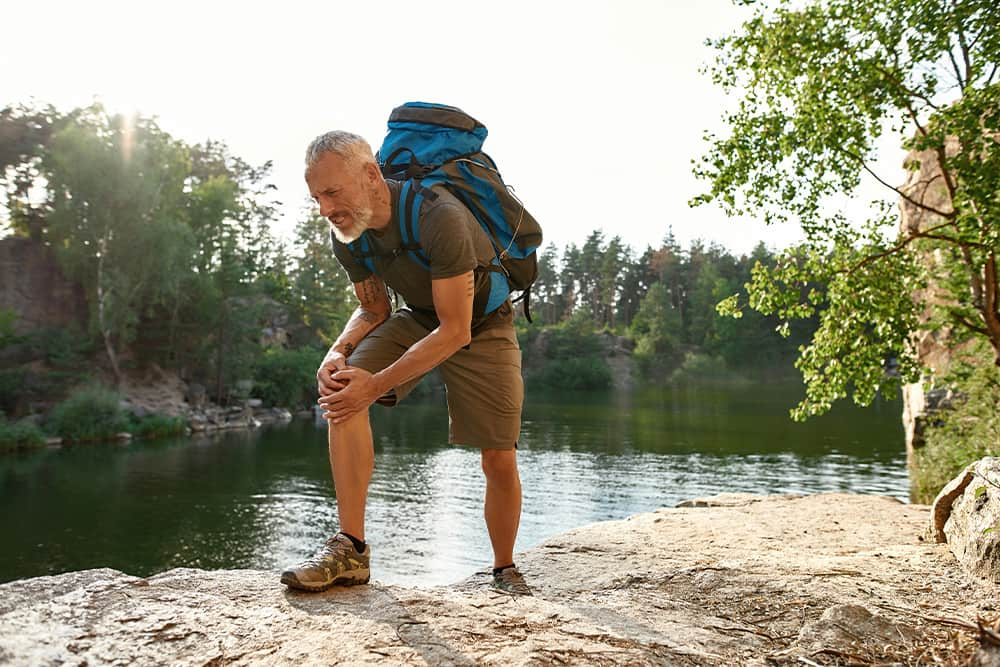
top-left (481, 448), bottom-right (522, 568)
top-left (279, 409), bottom-right (373, 591)
top-left (329, 410), bottom-right (374, 540)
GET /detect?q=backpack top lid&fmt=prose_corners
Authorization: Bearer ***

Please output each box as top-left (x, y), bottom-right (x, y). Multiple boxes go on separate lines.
top-left (379, 102), bottom-right (488, 175)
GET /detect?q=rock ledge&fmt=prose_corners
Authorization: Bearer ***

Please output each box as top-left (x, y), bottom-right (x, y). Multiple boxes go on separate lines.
top-left (2, 493), bottom-right (998, 665)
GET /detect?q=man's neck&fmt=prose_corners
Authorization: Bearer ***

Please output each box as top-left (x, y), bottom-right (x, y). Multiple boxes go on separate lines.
top-left (368, 178), bottom-right (393, 233)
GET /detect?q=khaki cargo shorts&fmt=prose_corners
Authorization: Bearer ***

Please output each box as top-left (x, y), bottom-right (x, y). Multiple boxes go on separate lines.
top-left (346, 309), bottom-right (523, 450)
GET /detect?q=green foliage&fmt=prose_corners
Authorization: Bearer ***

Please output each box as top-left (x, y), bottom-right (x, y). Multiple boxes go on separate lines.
top-left (630, 282), bottom-right (683, 375)
top-left (694, 0), bottom-right (1000, 419)
top-left (289, 213), bottom-right (353, 346)
top-left (669, 352), bottom-right (748, 385)
top-left (526, 313), bottom-right (612, 391)
top-left (27, 326), bottom-right (93, 369)
top-left (252, 346), bottom-right (322, 408)
top-left (0, 369), bottom-right (27, 417)
top-left (912, 343), bottom-right (1000, 503)
top-left (128, 414), bottom-right (187, 440)
top-left (46, 384), bottom-right (128, 443)
top-left (0, 417), bottom-right (46, 451)
top-left (3, 102), bottom-right (285, 402)
top-left (0, 308), bottom-right (22, 349)
top-left (531, 356), bottom-right (612, 391)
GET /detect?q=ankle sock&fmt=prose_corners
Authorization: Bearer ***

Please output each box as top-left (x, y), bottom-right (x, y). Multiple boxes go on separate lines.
top-left (340, 532), bottom-right (366, 553)
top-left (492, 563), bottom-right (516, 576)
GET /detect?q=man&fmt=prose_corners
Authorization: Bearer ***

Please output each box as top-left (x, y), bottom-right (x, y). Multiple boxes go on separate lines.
top-left (280, 130), bottom-right (530, 595)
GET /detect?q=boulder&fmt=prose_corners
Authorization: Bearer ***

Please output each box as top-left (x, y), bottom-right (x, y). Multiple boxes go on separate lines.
top-left (936, 457), bottom-right (1000, 582)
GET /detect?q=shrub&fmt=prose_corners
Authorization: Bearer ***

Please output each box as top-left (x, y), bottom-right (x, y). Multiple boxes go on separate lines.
top-left (0, 417), bottom-right (46, 452)
top-left (253, 347), bottom-right (323, 409)
top-left (669, 352), bottom-right (748, 384)
top-left (912, 345), bottom-right (1000, 504)
top-left (47, 384), bottom-right (128, 443)
top-left (128, 414), bottom-right (188, 440)
top-left (529, 355), bottom-right (612, 391)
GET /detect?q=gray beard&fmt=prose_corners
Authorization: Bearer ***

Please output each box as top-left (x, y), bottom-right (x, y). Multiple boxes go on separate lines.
top-left (332, 207), bottom-right (373, 244)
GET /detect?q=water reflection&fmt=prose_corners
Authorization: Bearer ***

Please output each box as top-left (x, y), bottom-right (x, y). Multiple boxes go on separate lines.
top-left (0, 383), bottom-right (907, 586)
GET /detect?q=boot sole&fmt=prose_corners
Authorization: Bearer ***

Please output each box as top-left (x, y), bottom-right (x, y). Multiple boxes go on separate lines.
top-left (281, 570), bottom-right (371, 592)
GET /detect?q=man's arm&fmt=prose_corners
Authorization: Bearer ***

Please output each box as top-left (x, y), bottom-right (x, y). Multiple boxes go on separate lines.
top-left (316, 274), bottom-right (392, 395)
top-left (319, 270), bottom-right (475, 422)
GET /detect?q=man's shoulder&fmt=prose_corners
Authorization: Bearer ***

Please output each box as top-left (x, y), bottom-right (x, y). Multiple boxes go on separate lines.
top-left (419, 183), bottom-right (467, 213)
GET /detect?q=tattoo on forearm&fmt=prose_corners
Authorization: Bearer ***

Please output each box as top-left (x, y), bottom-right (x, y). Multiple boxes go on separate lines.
top-left (465, 274), bottom-right (475, 297)
top-left (359, 310), bottom-right (380, 324)
top-left (361, 276), bottom-right (381, 304)
top-left (344, 342), bottom-right (355, 356)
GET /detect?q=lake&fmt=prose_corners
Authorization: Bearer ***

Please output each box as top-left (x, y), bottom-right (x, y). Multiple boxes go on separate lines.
top-left (0, 383), bottom-right (907, 587)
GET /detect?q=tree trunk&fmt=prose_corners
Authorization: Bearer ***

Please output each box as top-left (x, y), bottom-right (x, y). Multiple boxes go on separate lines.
top-left (96, 237), bottom-right (123, 387)
top-left (984, 254), bottom-right (1000, 369)
top-left (215, 301), bottom-right (228, 404)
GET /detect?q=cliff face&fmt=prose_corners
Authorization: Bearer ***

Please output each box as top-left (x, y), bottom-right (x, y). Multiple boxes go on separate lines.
top-left (897, 139), bottom-right (972, 462)
top-left (0, 237), bottom-right (86, 336)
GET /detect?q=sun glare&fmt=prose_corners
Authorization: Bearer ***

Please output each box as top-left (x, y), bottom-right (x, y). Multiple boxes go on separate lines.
top-left (120, 111), bottom-right (137, 164)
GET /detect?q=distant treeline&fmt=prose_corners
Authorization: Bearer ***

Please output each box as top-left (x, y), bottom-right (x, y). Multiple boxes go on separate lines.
top-left (1, 102), bottom-right (815, 425)
top-left (528, 232), bottom-right (817, 382)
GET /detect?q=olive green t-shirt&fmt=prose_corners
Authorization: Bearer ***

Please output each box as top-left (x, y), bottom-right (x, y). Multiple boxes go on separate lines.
top-left (331, 180), bottom-right (510, 331)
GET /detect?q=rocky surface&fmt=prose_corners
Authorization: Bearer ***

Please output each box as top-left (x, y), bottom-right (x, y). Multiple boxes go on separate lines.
top-left (0, 237), bottom-right (86, 338)
top-left (116, 364), bottom-right (293, 436)
top-left (2, 493), bottom-right (998, 666)
top-left (932, 457), bottom-right (1000, 583)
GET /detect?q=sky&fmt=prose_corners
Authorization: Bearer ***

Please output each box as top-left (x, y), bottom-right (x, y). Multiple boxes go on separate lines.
top-left (1, 0), bottom-right (907, 257)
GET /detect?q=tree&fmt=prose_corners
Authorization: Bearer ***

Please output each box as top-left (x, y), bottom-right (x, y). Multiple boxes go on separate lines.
top-left (43, 105), bottom-right (192, 384)
top-left (532, 243), bottom-right (563, 325)
top-left (290, 211), bottom-right (353, 345)
top-left (695, 0), bottom-right (999, 419)
top-left (0, 104), bottom-right (60, 240)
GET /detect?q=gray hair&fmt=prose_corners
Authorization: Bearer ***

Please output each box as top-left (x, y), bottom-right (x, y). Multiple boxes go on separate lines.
top-left (304, 131), bottom-right (375, 169)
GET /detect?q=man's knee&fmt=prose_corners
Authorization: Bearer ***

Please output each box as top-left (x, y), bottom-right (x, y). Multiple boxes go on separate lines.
top-left (327, 410), bottom-right (372, 447)
top-left (481, 448), bottom-right (518, 479)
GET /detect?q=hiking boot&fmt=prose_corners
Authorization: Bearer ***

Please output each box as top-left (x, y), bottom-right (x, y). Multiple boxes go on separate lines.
top-left (280, 533), bottom-right (370, 591)
top-left (491, 566), bottom-right (532, 596)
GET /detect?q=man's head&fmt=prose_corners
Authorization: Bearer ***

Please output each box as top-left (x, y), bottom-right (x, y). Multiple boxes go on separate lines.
top-left (305, 131), bottom-right (388, 243)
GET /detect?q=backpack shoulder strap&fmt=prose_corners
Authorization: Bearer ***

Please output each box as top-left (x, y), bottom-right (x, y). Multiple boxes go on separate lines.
top-left (398, 179), bottom-right (432, 270)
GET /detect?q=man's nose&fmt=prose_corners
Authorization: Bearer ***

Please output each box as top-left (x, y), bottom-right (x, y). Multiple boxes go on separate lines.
top-left (317, 195), bottom-right (334, 217)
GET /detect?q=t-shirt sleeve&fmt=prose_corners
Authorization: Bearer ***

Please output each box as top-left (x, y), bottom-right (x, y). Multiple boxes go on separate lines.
top-left (330, 231), bottom-right (373, 284)
top-left (419, 202), bottom-right (478, 280)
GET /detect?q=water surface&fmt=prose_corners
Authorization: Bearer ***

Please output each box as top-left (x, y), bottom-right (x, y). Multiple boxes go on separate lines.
top-left (0, 383), bottom-right (906, 586)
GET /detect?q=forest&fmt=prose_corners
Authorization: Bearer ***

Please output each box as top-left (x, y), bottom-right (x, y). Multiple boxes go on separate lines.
top-left (0, 102), bottom-right (814, 445)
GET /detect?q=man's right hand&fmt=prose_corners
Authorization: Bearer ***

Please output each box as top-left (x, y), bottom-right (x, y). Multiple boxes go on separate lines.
top-left (317, 351), bottom-right (349, 396)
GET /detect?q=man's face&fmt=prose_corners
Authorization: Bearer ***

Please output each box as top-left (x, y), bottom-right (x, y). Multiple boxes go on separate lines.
top-left (305, 152), bottom-right (375, 244)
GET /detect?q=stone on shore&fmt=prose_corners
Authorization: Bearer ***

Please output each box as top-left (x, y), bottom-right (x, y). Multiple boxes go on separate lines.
top-left (931, 457), bottom-right (1000, 583)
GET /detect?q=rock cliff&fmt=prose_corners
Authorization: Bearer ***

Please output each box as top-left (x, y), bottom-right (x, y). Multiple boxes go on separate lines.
top-left (0, 237), bottom-right (86, 336)
top-left (2, 493), bottom-right (997, 665)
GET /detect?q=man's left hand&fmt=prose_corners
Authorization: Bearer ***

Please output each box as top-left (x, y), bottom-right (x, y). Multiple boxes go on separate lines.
top-left (317, 367), bottom-right (383, 423)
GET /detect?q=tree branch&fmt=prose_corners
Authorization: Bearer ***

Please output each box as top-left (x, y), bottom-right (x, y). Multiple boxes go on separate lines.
top-left (946, 44), bottom-right (967, 89)
top-left (835, 146), bottom-right (955, 219)
top-left (932, 141), bottom-right (960, 204)
top-left (950, 310), bottom-right (989, 336)
top-left (903, 100), bottom-right (930, 139)
top-left (872, 64), bottom-right (940, 111)
top-left (986, 62), bottom-right (999, 87)
top-left (986, 254), bottom-right (1000, 330)
top-left (961, 245), bottom-right (985, 310)
top-left (984, 254), bottom-right (1000, 366)
top-left (846, 220), bottom-right (959, 276)
top-left (953, 0), bottom-right (973, 87)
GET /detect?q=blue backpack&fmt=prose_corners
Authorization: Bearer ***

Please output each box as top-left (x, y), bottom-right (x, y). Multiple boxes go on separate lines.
top-left (348, 102), bottom-right (543, 320)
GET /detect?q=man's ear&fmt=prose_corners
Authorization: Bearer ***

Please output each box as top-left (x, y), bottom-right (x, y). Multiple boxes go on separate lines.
top-left (365, 161), bottom-right (380, 183)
